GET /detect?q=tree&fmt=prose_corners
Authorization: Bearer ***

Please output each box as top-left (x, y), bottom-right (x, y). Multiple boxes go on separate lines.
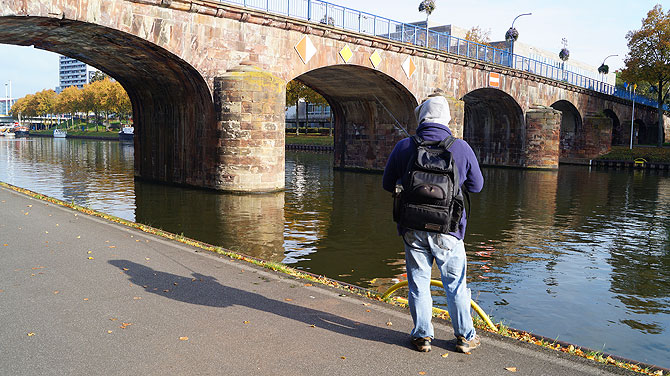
top-left (33, 89), bottom-right (57, 126)
top-left (56, 86), bottom-right (82, 127)
top-left (465, 26), bottom-right (491, 45)
top-left (285, 80), bottom-right (327, 135)
top-left (418, 0), bottom-right (435, 47)
top-left (621, 4), bottom-right (670, 146)
top-left (89, 70), bottom-right (110, 83)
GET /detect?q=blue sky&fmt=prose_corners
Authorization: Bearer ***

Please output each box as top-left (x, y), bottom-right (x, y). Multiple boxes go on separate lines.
top-left (0, 0), bottom-right (663, 99)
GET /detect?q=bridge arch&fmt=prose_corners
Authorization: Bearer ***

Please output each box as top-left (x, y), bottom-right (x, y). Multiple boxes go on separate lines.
top-left (462, 88), bottom-right (524, 166)
top-left (551, 100), bottom-right (583, 158)
top-left (0, 16), bottom-right (216, 188)
top-left (604, 109), bottom-right (623, 146)
top-left (291, 65), bottom-right (417, 169)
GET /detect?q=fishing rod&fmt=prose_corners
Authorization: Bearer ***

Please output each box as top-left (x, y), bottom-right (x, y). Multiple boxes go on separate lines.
top-left (373, 95), bottom-right (410, 137)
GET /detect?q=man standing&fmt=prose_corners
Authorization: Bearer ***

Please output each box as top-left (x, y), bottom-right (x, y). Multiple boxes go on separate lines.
top-left (382, 91), bottom-right (484, 353)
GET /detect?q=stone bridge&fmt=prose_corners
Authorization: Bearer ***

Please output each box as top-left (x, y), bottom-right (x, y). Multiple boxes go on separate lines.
top-left (1, 0), bottom-right (668, 192)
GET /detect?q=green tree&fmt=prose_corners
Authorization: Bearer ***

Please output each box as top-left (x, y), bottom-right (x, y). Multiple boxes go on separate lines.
top-left (89, 70), bottom-right (110, 83)
top-left (286, 80), bottom-right (327, 135)
top-left (621, 4), bottom-right (670, 146)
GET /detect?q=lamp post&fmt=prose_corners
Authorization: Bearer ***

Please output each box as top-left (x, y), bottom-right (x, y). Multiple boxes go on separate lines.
top-left (508, 12), bottom-right (531, 57)
top-left (598, 54), bottom-right (617, 92)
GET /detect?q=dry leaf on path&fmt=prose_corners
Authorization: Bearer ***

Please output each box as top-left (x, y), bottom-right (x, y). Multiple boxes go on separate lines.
top-left (179, 336), bottom-right (189, 341)
top-left (285, 298), bottom-right (293, 302)
top-left (505, 367), bottom-right (518, 372)
top-left (419, 372), bottom-right (426, 375)
top-left (27, 332), bottom-right (35, 336)
top-left (386, 321), bottom-right (393, 326)
top-left (441, 353), bottom-right (449, 358)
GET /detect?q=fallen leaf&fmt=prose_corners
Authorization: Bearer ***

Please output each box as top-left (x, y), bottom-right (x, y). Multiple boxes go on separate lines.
top-left (109, 318), bottom-right (118, 321)
top-left (419, 372), bottom-right (426, 375)
top-left (505, 367), bottom-right (518, 372)
top-left (27, 205), bottom-right (32, 207)
top-left (243, 321), bottom-right (250, 324)
top-left (173, 282), bottom-right (178, 286)
top-left (363, 303), bottom-right (370, 306)
top-left (53, 291), bottom-right (59, 294)
top-left (163, 289), bottom-right (170, 292)
top-left (27, 332), bottom-right (35, 337)
top-left (76, 236), bottom-right (81, 239)
top-left (304, 283), bottom-right (312, 287)
top-left (441, 353), bottom-right (449, 358)
top-left (133, 297), bottom-right (142, 300)
top-left (0, 290), bottom-right (4, 293)
top-left (340, 356), bottom-right (346, 360)
top-left (179, 336), bottom-right (189, 341)
top-left (107, 330), bottom-right (113, 334)
top-left (120, 322), bottom-right (132, 329)
top-left (310, 325), bottom-right (316, 328)
top-left (108, 246), bottom-right (116, 249)
top-left (3, 244), bottom-right (7, 246)
top-left (88, 257), bottom-right (94, 260)
top-left (45, 231), bottom-right (48, 234)
top-left (83, 298), bottom-right (89, 301)
top-left (122, 268), bottom-right (129, 271)
top-left (87, 251), bottom-right (92, 254)
top-left (136, 240), bottom-right (141, 242)
top-left (386, 321), bottom-right (393, 326)
top-left (285, 298), bottom-right (293, 302)
top-left (365, 309), bottom-right (371, 312)
top-left (24, 212), bottom-right (29, 215)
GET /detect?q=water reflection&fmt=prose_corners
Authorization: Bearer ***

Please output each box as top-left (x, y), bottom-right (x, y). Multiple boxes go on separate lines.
top-left (1, 138), bottom-right (670, 368)
top-left (135, 183), bottom-right (286, 263)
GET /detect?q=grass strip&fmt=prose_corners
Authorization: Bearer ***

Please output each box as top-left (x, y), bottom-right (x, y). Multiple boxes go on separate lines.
top-left (598, 146), bottom-right (670, 163)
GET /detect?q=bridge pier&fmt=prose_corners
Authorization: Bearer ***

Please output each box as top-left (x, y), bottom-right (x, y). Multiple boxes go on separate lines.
top-left (523, 105), bottom-right (561, 169)
top-left (214, 64), bottom-right (286, 192)
top-left (581, 116), bottom-right (612, 159)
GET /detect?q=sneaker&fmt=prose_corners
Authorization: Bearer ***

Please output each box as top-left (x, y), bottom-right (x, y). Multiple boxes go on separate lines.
top-left (455, 335), bottom-right (481, 353)
top-left (411, 337), bottom-right (432, 352)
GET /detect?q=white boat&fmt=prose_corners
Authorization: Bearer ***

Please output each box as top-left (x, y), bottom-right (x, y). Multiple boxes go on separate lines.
top-left (118, 125), bottom-right (134, 142)
top-left (53, 129), bottom-right (67, 138)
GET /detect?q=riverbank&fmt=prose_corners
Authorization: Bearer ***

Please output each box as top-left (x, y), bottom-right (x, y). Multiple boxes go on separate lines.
top-left (0, 182), bottom-right (655, 376)
top-left (598, 146), bottom-right (670, 163)
top-left (30, 129), bottom-right (119, 140)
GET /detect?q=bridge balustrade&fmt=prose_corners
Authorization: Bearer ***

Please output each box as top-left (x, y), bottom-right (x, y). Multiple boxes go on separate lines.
top-left (221, 0), bottom-right (667, 111)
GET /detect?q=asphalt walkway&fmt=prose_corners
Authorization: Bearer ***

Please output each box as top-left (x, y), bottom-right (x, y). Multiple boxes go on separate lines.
top-left (0, 185), bottom-right (638, 376)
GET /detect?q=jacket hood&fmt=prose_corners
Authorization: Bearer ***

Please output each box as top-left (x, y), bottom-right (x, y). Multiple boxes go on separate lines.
top-left (414, 95), bottom-right (451, 126)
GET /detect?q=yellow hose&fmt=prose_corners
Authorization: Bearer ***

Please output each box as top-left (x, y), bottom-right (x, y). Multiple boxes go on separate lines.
top-left (381, 280), bottom-right (498, 332)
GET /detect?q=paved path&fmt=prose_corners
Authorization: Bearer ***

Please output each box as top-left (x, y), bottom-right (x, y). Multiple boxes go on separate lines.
top-left (0, 185), bottom-right (637, 376)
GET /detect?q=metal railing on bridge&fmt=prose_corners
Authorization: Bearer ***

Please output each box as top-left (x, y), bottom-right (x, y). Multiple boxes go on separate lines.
top-left (221, 0), bottom-right (667, 111)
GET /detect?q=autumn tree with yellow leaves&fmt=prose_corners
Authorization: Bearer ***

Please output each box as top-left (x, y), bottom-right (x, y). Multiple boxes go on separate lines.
top-left (10, 78), bottom-right (132, 130)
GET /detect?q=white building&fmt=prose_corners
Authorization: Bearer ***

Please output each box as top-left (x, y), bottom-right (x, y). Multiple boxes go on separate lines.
top-left (56, 55), bottom-right (97, 92)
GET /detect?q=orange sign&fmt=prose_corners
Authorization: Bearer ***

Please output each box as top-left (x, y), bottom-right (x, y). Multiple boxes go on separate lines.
top-left (488, 72), bottom-right (501, 88)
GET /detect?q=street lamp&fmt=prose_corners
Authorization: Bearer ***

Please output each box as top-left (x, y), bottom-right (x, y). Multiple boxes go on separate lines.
top-left (507, 13), bottom-right (531, 56)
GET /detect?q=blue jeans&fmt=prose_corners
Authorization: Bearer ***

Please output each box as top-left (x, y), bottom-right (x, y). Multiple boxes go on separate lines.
top-left (403, 230), bottom-right (476, 341)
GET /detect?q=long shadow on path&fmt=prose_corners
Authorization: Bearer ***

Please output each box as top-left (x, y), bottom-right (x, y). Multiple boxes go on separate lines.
top-left (109, 260), bottom-right (409, 348)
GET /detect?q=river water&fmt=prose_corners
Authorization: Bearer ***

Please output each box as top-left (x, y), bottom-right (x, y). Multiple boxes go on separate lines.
top-left (1, 137), bottom-right (669, 368)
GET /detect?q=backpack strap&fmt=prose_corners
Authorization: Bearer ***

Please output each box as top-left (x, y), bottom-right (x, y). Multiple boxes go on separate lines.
top-left (438, 135), bottom-right (456, 150)
top-left (411, 135), bottom-right (424, 146)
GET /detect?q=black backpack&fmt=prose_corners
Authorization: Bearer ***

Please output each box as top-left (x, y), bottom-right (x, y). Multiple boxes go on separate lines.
top-left (393, 135), bottom-right (465, 234)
